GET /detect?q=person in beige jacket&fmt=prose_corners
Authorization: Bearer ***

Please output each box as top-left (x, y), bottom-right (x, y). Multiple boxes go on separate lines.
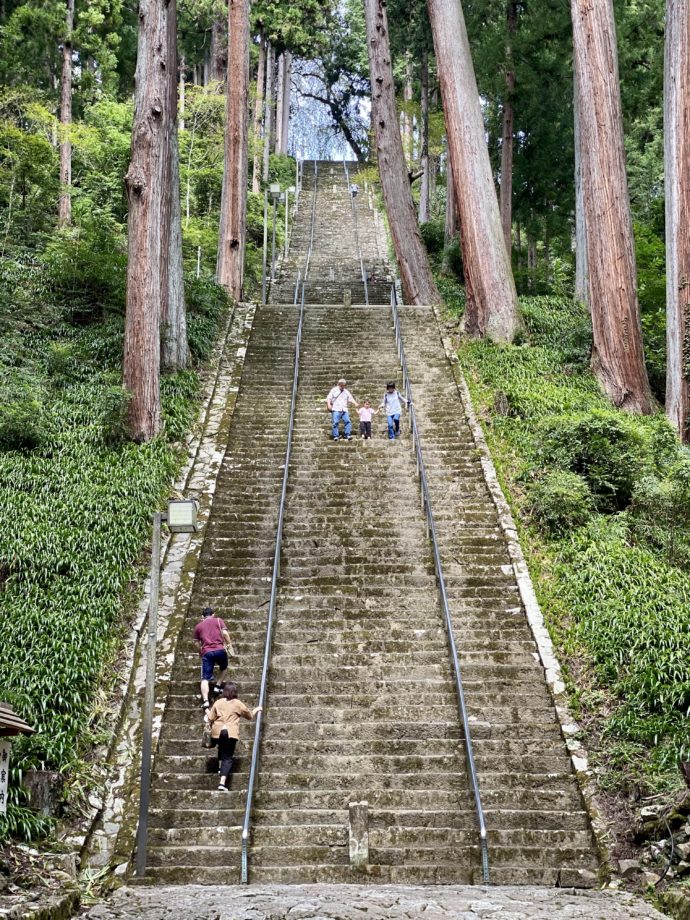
top-left (207, 683), bottom-right (261, 792)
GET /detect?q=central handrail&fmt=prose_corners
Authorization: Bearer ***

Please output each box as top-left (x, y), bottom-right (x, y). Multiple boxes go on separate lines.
top-left (342, 159), bottom-right (369, 305)
top-left (389, 285), bottom-right (490, 884)
top-left (240, 161), bottom-right (318, 885)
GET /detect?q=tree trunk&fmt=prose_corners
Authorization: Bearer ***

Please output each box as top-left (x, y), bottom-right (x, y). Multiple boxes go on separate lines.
top-left (499, 0), bottom-right (517, 255)
top-left (262, 43), bottom-right (274, 183)
top-left (364, 0), bottom-right (440, 305)
top-left (124, 0), bottom-right (169, 442)
top-left (217, 0), bottom-right (249, 301)
top-left (209, 12), bottom-right (226, 82)
top-left (280, 51), bottom-right (291, 155)
top-left (251, 35), bottom-right (266, 193)
top-left (573, 70), bottom-right (588, 305)
top-left (572, 0), bottom-right (652, 412)
top-left (403, 58), bottom-right (413, 164)
top-left (665, 0), bottom-right (690, 439)
top-left (427, 0), bottom-right (520, 341)
top-left (58, 0), bottom-right (75, 228)
top-left (275, 53), bottom-right (285, 154)
top-left (161, 0), bottom-right (188, 371)
top-left (419, 49), bottom-right (430, 224)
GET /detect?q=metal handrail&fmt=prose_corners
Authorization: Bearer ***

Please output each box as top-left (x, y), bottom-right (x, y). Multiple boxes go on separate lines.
top-left (389, 285), bottom-right (490, 884)
top-left (342, 159), bottom-right (369, 305)
top-left (240, 161), bottom-right (318, 885)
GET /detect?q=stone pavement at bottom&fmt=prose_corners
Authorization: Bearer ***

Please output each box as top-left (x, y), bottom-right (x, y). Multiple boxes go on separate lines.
top-left (85, 884), bottom-right (668, 920)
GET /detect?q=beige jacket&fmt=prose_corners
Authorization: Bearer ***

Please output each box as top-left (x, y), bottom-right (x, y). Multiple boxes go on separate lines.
top-left (207, 698), bottom-right (252, 740)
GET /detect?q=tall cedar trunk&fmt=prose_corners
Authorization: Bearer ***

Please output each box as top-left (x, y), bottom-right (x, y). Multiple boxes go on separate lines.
top-left (280, 51), bottom-right (291, 155)
top-left (665, 0), bottom-right (690, 439)
top-left (262, 43), bottom-right (274, 183)
top-left (209, 12), bottom-right (226, 82)
top-left (251, 35), bottom-right (266, 193)
top-left (161, 0), bottom-right (188, 370)
top-left (217, 0), bottom-right (249, 300)
top-left (275, 53), bottom-right (285, 154)
top-left (58, 0), bottom-right (75, 227)
top-left (364, 0), bottom-right (440, 304)
top-left (124, 0), bottom-right (169, 441)
top-left (418, 50), bottom-right (430, 224)
top-left (427, 0), bottom-right (520, 341)
top-left (572, 0), bottom-right (653, 412)
top-left (364, 0), bottom-right (441, 304)
top-left (499, 0), bottom-right (517, 254)
top-left (573, 71), bottom-right (588, 304)
top-left (442, 155), bottom-right (457, 274)
top-left (403, 59), bottom-right (413, 164)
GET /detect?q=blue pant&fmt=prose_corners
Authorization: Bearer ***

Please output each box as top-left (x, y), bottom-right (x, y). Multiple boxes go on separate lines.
top-left (387, 413), bottom-right (401, 439)
top-left (332, 410), bottom-right (351, 439)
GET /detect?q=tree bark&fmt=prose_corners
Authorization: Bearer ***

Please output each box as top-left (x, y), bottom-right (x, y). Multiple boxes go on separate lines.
top-left (280, 51), bottom-right (291, 155)
top-left (572, 0), bottom-right (653, 412)
top-left (403, 58), bottom-right (413, 164)
top-left (419, 49), bottom-right (430, 224)
top-left (251, 35), bottom-right (266, 193)
top-left (427, 0), bottom-right (520, 341)
top-left (499, 0), bottom-right (517, 255)
top-left (262, 42), bottom-right (274, 183)
top-left (364, 0), bottom-right (440, 305)
top-left (573, 70), bottom-right (588, 305)
top-left (217, 0), bottom-right (249, 300)
top-left (161, 0), bottom-right (188, 371)
top-left (209, 11), bottom-right (226, 82)
top-left (58, 0), bottom-right (75, 228)
top-left (275, 53), bottom-right (285, 154)
top-left (665, 0), bottom-right (690, 439)
top-left (124, 0), bottom-right (169, 442)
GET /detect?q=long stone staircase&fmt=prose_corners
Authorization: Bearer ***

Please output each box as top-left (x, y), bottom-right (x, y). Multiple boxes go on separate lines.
top-left (137, 159), bottom-right (600, 887)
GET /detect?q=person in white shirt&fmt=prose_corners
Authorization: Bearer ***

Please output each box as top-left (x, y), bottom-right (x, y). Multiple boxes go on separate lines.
top-left (326, 377), bottom-right (359, 441)
top-left (380, 381), bottom-right (409, 440)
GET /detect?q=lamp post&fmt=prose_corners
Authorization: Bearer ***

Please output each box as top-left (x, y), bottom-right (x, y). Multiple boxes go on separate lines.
top-left (135, 499), bottom-right (199, 878)
top-left (269, 182), bottom-right (281, 283)
top-left (285, 185), bottom-right (295, 258)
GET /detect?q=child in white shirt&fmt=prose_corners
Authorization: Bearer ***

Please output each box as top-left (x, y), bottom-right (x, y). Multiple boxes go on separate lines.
top-left (357, 399), bottom-right (379, 439)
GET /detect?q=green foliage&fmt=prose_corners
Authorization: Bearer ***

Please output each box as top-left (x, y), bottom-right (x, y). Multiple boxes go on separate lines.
top-left (527, 471), bottom-right (594, 535)
top-left (634, 222), bottom-right (666, 400)
top-left (452, 288), bottom-right (690, 790)
top-left (185, 273), bottom-right (230, 360)
top-left (549, 518), bottom-right (690, 773)
top-left (535, 411), bottom-right (651, 512)
top-left (420, 219), bottom-right (444, 256)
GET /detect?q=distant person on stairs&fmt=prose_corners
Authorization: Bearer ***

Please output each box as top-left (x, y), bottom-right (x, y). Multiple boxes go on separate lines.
top-left (380, 381), bottom-right (409, 440)
top-left (326, 377), bottom-right (359, 441)
top-left (357, 399), bottom-right (379, 439)
top-left (207, 683), bottom-right (262, 792)
top-left (194, 606), bottom-right (231, 716)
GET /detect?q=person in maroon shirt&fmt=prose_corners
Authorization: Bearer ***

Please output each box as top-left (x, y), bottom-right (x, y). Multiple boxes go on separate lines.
top-left (193, 606), bottom-right (232, 715)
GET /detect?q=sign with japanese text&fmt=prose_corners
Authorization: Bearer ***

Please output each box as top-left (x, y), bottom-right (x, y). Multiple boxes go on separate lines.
top-left (0, 740), bottom-right (10, 814)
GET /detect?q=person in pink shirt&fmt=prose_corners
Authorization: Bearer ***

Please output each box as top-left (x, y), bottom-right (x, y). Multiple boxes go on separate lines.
top-left (357, 399), bottom-right (379, 439)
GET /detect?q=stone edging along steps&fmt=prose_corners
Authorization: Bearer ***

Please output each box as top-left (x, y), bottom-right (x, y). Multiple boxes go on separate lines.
top-left (427, 301), bottom-right (613, 877)
top-left (74, 301), bottom-right (256, 875)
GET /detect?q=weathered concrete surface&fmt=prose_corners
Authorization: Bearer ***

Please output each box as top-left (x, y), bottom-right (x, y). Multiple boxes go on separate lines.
top-left (83, 884), bottom-right (668, 920)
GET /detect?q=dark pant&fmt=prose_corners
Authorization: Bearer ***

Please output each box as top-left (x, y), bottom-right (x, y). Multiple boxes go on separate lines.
top-left (360, 421), bottom-right (372, 439)
top-left (213, 730), bottom-right (237, 780)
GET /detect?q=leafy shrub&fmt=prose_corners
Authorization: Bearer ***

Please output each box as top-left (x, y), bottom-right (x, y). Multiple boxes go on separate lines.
top-left (161, 371), bottom-right (199, 442)
top-left (629, 452), bottom-right (690, 567)
top-left (520, 296), bottom-right (591, 366)
top-left (441, 237), bottom-right (463, 280)
top-left (528, 470), bottom-right (594, 535)
top-left (420, 218), bottom-right (445, 255)
top-left (185, 274), bottom-right (229, 360)
top-left (535, 410), bottom-right (650, 511)
top-left (42, 211), bottom-right (127, 323)
top-left (0, 374), bottom-right (47, 450)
